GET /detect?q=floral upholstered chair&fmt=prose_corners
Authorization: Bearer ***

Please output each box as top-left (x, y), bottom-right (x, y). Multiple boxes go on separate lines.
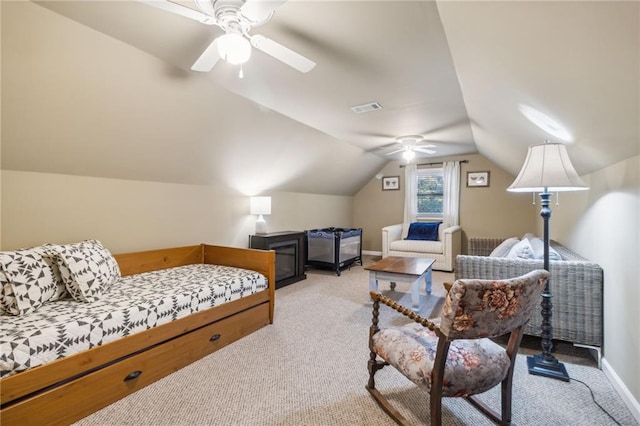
top-left (367, 269), bottom-right (549, 426)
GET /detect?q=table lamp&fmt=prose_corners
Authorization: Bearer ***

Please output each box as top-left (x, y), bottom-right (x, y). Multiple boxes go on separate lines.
top-left (250, 196), bottom-right (271, 235)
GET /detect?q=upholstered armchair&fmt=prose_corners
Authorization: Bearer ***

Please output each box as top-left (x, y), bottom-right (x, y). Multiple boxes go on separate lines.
top-left (381, 222), bottom-right (462, 271)
top-left (367, 270), bottom-right (549, 425)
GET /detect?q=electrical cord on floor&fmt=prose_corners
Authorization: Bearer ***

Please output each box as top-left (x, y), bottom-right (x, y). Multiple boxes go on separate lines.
top-left (570, 377), bottom-right (622, 425)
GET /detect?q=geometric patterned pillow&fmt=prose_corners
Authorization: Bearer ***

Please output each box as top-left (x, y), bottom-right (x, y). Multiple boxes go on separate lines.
top-left (0, 245), bottom-right (66, 316)
top-left (52, 240), bottom-right (121, 303)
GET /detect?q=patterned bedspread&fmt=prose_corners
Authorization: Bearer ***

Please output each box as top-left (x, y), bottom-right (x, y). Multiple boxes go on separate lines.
top-left (0, 264), bottom-right (268, 378)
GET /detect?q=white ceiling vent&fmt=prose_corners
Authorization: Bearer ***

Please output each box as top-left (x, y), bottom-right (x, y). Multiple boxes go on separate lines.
top-left (350, 102), bottom-right (383, 114)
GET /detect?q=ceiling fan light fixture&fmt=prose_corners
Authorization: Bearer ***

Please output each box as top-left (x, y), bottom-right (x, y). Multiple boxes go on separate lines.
top-left (402, 148), bottom-right (416, 161)
top-left (396, 135), bottom-right (423, 144)
top-left (217, 32), bottom-right (252, 65)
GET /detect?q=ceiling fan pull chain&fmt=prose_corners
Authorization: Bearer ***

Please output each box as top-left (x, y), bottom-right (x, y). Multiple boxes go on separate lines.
top-left (239, 64), bottom-right (244, 79)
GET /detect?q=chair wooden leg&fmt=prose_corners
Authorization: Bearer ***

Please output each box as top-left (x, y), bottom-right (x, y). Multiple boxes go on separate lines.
top-left (430, 392), bottom-right (442, 426)
top-left (367, 356), bottom-right (387, 389)
top-left (501, 371), bottom-right (513, 423)
top-left (429, 338), bottom-right (451, 426)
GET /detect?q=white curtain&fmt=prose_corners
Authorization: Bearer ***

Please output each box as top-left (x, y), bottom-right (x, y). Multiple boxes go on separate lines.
top-left (403, 163), bottom-right (417, 224)
top-left (443, 161), bottom-right (460, 226)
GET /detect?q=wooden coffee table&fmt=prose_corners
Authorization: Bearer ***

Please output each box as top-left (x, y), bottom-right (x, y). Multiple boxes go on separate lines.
top-left (365, 256), bottom-right (436, 311)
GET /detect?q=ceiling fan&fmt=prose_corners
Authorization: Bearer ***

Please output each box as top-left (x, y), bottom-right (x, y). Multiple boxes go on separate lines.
top-left (377, 135), bottom-right (437, 161)
top-left (140, 0), bottom-right (316, 74)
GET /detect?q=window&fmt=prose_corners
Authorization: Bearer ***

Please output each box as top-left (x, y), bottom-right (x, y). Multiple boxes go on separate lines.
top-left (416, 167), bottom-right (444, 218)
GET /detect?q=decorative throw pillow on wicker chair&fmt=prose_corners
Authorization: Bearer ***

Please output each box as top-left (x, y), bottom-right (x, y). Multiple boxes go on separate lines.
top-left (506, 238), bottom-right (535, 259)
top-left (489, 237), bottom-right (520, 257)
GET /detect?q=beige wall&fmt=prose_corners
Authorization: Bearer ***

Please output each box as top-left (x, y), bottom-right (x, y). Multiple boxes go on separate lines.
top-left (552, 155), bottom-right (640, 407)
top-left (0, 170), bottom-right (352, 253)
top-left (0, 1), bottom-right (3, 247)
top-left (354, 153), bottom-right (537, 253)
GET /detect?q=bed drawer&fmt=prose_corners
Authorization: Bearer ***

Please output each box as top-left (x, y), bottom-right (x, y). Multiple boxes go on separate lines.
top-left (1, 302), bottom-right (270, 426)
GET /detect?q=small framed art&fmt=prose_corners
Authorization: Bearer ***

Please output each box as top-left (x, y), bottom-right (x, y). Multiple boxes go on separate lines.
top-left (467, 171), bottom-right (490, 187)
top-left (382, 176), bottom-right (400, 191)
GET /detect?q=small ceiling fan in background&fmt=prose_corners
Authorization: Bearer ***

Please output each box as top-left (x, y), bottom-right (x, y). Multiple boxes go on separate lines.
top-left (139, 0), bottom-right (316, 76)
top-left (374, 135), bottom-right (437, 162)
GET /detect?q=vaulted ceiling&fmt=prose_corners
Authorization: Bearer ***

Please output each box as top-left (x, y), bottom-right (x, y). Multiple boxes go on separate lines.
top-left (2, 1), bottom-right (638, 196)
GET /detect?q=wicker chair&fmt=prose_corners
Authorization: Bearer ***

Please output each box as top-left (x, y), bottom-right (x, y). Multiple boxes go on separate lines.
top-left (456, 238), bottom-right (603, 362)
top-left (367, 270), bottom-right (549, 426)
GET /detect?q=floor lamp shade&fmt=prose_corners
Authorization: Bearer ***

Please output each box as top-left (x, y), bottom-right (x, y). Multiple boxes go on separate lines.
top-left (508, 141), bottom-right (587, 381)
top-left (508, 143), bottom-right (588, 192)
top-left (250, 196), bottom-right (271, 235)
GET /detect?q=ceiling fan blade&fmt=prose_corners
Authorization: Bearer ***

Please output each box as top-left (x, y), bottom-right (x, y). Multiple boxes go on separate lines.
top-left (241, 0), bottom-right (287, 23)
top-left (139, 0), bottom-right (215, 24)
top-left (191, 38), bottom-right (222, 72)
top-left (413, 147), bottom-right (436, 154)
top-left (415, 144), bottom-right (437, 149)
top-left (192, 0), bottom-right (215, 17)
top-left (386, 148), bottom-right (405, 156)
top-left (250, 35), bottom-right (316, 73)
top-left (375, 142), bottom-right (401, 150)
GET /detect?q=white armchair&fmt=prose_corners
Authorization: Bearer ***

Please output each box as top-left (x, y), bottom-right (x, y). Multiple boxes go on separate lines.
top-left (381, 222), bottom-right (462, 272)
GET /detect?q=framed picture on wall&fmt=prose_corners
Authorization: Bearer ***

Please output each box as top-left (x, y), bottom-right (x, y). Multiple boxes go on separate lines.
top-left (382, 176), bottom-right (400, 191)
top-left (467, 171), bottom-right (490, 187)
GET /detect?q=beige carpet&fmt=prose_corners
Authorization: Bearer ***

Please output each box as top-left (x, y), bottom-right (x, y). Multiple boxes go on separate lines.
top-left (74, 257), bottom-right (637, 426)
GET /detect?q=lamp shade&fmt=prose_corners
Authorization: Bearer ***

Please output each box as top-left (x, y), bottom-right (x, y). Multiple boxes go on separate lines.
top-left (217, 32), bottom-right (251, 65)
top-left (250, 196), bottom-right (271, 215)
top-left (508, 143), bottom-right (588, 192)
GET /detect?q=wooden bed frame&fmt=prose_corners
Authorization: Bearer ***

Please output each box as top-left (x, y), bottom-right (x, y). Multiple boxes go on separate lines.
top-left (0, 244), bottom-right (275, 426)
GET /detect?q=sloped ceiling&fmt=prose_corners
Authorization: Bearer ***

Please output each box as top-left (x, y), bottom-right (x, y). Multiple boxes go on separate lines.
top-left (2, 1), bottom-right (638, 195)
top-left (437, 1), bottom-right (639, 175)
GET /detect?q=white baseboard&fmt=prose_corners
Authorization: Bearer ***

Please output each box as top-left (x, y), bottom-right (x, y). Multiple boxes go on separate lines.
top-left (362, 250), bottom-right (381, 256)
top-left (602, 356), bottom-right (640, 423)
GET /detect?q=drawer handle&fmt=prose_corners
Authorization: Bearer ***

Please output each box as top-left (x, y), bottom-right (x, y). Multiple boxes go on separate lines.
top-left (210, 334), bottom-right (221, 342)
top-left (124, 370), bottom-right (142, 382)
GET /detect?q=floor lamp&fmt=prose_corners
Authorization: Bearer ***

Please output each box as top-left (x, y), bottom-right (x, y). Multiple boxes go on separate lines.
top-left (508, 141), bottom-right (588, 381)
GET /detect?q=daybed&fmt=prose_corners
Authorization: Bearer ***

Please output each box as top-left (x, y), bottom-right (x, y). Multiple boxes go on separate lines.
top-left (455, 237), bottom-right (603, 358)
top-left (0, 242), bottom-right (275, 426)
top-left (381, 222), bottom-right (462, 272)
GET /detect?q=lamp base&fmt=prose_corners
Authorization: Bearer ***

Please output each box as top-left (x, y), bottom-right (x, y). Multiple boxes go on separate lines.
top-left (255, 216), bottom-right (267, 235)
top-left (527, 354), bottom-right (570, 382)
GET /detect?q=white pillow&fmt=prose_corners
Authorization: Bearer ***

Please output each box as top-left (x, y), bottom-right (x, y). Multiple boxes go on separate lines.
top-left (506, 238), bottom-right (535, 259)
top-left (528, 237), bottom-right (562, 260)
top-left (489, 237), bottom-right (520, 257)
top-left (52, 240), bottom-right (120, 303)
